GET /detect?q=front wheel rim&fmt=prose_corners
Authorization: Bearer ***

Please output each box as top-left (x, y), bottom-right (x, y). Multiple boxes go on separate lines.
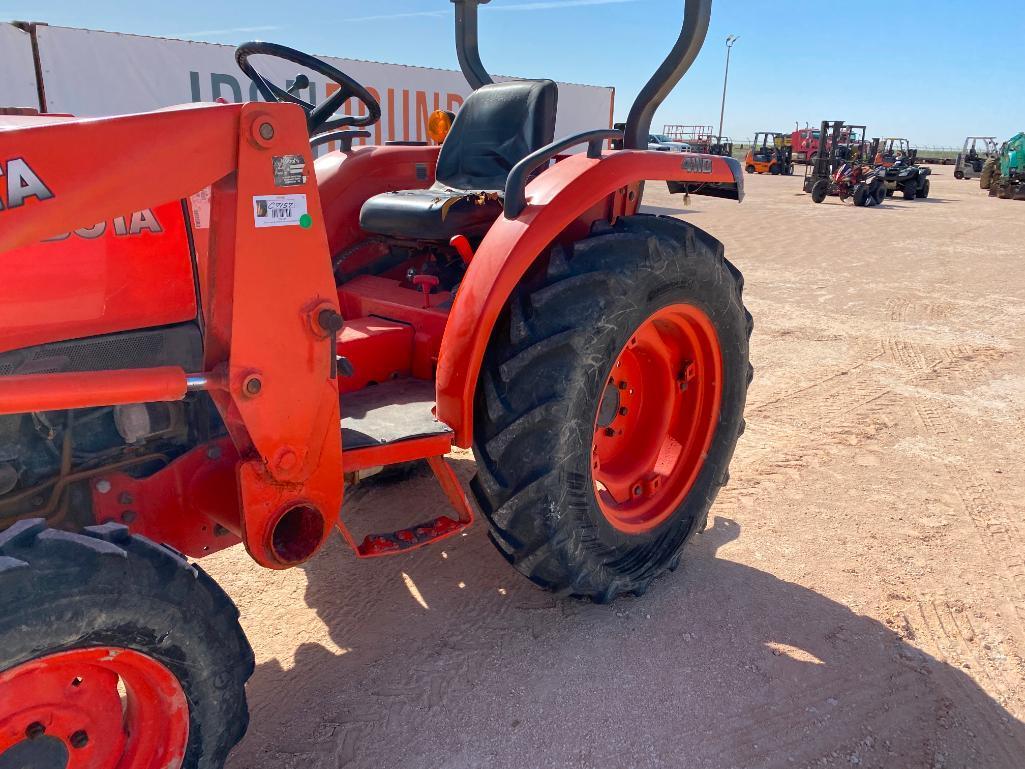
top-left (591, 303), bottom-right (723, 534)
top-left (0, 647), bottom-right (189, 769)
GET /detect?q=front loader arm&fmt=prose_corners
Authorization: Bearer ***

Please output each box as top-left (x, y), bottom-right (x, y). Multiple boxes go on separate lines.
top-left (0, 103), bottom-right (343, 569)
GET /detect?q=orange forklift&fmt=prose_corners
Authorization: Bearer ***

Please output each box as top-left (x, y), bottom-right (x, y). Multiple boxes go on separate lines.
top-left (743, 131), bottom-right (793, 175)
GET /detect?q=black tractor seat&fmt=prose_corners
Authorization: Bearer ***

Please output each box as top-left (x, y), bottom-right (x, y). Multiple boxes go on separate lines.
top-left (359, 79), bottom-right (558, 241)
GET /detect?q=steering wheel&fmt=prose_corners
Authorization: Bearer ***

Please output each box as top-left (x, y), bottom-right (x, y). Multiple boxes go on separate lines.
top-left (235, 42), bottom-right (381, 136)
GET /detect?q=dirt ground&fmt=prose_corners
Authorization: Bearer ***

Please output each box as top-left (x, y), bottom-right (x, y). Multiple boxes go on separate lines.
top-left (206, 168), bottom-right (1025, 769)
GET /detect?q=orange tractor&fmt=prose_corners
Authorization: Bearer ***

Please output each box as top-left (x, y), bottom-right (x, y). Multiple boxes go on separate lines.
top-left (0, 1), bottom-right (751, 766)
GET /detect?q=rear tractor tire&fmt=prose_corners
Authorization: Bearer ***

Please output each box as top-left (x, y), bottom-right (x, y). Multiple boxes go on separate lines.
top-left (0, 520), bottom-right (253, 769)
top-left (811, 179), bottom-right (829, 203)
top-left (471, 215), bottom-right (751, 602)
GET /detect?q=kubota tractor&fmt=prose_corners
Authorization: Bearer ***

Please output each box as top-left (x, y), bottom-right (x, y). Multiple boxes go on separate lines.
top-left (0, 1), bottom-right (751, 767)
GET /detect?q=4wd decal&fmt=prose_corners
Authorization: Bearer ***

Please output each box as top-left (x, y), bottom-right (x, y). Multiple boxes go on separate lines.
top-left (0, 158), bottom-right (54, 210)
top-left (683, 156), bottom-right (713, 174)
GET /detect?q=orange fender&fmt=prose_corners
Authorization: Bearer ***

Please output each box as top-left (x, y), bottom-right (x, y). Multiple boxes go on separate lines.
top-left (435, 149), bottom-right (740, 446)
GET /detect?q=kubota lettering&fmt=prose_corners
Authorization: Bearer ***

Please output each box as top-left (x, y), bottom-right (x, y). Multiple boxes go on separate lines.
top-left (43, 210), bottom-right (164, 242)
top-left (0, 158), bottom-right (54, 210)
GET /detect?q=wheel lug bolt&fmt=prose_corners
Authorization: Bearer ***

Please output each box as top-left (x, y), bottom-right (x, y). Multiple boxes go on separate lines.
top-left (70, 730), bottom-right (89, 749)
top-left (618, 407), bottom-right (629, 416)
top-left (25, 722), bottom-right (45, 739)
top-left (604, 427), bottom-right (616, 437)
top-left (632, 484), bottom-right (643, 496)
top-left (618, 381), bottom-right (628, 390)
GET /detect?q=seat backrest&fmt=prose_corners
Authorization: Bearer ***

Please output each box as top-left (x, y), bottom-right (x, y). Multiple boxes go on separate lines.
top-left (436, 79), bottom-right (558, 191)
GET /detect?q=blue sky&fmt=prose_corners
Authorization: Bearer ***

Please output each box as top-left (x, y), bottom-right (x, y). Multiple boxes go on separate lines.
top-left (10, 0), bottom-right (1024, 145)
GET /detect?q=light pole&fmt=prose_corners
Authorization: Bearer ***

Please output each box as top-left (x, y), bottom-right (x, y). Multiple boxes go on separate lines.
top-left (716, 34), bottom-right (738, 152)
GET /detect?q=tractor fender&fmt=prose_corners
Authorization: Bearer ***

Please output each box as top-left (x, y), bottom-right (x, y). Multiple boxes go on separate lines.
top-left (435, 150), bottom-right (741, 446)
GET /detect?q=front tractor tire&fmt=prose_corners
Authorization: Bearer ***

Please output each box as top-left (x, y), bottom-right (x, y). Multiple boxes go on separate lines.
top-left (471, 216), bottom-right (751, 602)
top-left (0, 520), bottom-right (253, 769)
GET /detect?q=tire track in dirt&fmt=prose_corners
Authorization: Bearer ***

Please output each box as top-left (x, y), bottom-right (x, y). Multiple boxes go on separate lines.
top-left (882, 304), bottom-right (1025, 698)
top-left (883, 328), bottom-right (1025, 639)
top-left (895, 597), bottom-right (1025, 765)
top-left (734, 359), bottom-right (901, 496)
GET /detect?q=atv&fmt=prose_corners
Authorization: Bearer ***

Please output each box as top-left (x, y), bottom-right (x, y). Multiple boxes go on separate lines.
top-left (879, 158), bottom-right (931, 200)
top-left (809, 162), bottom-right (885, 206)
top-left (0, 1), bottom-right (751, 767)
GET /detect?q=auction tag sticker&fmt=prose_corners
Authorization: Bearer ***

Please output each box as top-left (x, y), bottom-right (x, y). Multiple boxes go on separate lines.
top-left (253, 194), bottom-right (308, 228)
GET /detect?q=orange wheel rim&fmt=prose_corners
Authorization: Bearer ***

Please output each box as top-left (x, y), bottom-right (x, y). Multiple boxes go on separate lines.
top-left (0, 647), bottom-right (189, 769)
top-left (591, 303), bottom-right (723, 533)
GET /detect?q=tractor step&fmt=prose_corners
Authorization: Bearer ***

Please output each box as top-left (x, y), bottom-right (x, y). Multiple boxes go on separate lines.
top-left (340, 378), bottom-right (447, 449)
top-left (338, 381), bottom-right (475, 557)
top-left (350, 455), bottom-right (475, 558)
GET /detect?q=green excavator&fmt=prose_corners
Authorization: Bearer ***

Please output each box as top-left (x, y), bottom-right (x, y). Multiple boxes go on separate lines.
top-left (984, 132), bottom-right (1024, 199)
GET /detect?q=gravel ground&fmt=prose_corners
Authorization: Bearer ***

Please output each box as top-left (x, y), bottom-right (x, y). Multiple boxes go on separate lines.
top-left (205, 167), bottom-right (1025, 769)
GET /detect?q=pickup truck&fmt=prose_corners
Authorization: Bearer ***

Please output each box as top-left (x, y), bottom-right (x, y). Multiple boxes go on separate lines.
top-left (649, 133), bottom-right (691, 152)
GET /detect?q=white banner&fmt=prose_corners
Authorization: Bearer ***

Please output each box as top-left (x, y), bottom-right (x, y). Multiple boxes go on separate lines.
top-left (34, 26), bottom-right (613, 146)
top-left (0, 23), bottom-right (41, 110)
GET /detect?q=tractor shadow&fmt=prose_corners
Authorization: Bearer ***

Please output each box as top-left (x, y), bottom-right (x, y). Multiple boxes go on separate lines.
top-left (639, 203), bottom-right (703, 217)
top-left (234, 468), bottom-right (1025, 769)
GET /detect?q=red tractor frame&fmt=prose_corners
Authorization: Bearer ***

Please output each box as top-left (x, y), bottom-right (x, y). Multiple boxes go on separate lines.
top-left (0, 2), bottom-right (751, 767)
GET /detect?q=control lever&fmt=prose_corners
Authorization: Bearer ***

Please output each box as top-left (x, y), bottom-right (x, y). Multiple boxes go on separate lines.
top-left (286, 74), bottom-right (310, 97)
top-left (411, 274), bottom-right (441, 309)
top-left (317, 309), bottom-right (351, 379)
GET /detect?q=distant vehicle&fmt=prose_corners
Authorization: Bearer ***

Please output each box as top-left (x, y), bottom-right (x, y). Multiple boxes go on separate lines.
top-left (954, 136), bottom-right (998, 180)
top-left (874, 138), bottom-right (918, 167)
top-left (744, 131), bottom-right (793, 175)
top-left (793, 124), bottom-right (871, 164)
top-left (987, 132), bottom-right (1024, 199)
top-left (879, 155), bottom-right (931, 200)
top-left (649, 133), bottom-right (691, 152)
top-left (792, 127), bottom-right (821, 163)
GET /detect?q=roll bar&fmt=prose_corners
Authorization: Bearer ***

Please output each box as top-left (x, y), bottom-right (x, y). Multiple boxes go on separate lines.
top-left (451, 0), bottom-right (712, 152)
top-left (451, 0), bottom-right (494, 90)
top-left (623, 0), bottom-right (711, 150)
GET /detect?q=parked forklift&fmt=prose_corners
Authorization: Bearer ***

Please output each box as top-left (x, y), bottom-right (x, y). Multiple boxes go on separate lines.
top-left (744, 131), bottom-right (793, 174)
top-left (803, 120), bottom-right (881, 204)
top-left (954, 136), bottom-right (998, 180)
top-left (0, 1), bottom-right (751, 767)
